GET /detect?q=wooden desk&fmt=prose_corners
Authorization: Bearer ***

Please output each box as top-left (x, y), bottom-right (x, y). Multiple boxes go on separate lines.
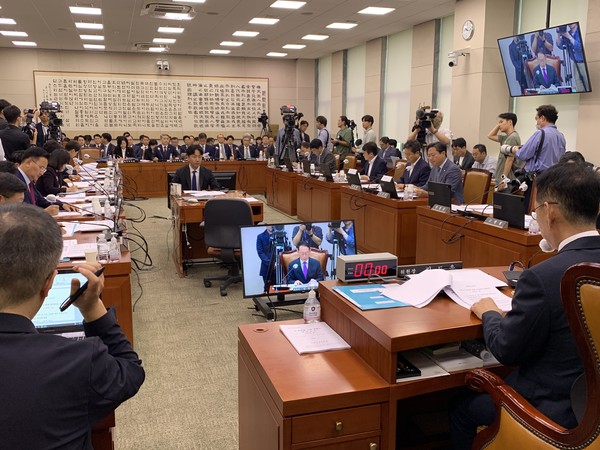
top-left (239, 272), bottom-right (509, 449)
top-left (415, 206), bottom-right (552, 267)
top-left (265, 167), bottom-right (298, 216)
top-left (339, 187), bottom-right (428, 264)
top-left (171, 193), bottom-right (264, 277)
top-left (295, 175), bottom-right (342, 221)
top-left (120, 160), bottom-right (268, 198)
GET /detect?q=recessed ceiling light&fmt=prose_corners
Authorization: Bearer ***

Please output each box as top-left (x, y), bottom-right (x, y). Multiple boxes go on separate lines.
top-left (80, 34), bottom-right (104, 41)
top-left (270, 1), bottom-right (305, 9)
top-left (249, 18), bottom-right (279, 25)
top-left (148, 47), bottom-right (168, 52)
top-left (0, 18), bottom-right (16, 25)
top-left (302, 34), bottom-right (328, 41)
top-left (153, 38), bottom-right (176, 44)
top-left (210, 49), bottom-right (231, 54)
top-left (0, 30), bottom-right (27, 37)
top-left (233, 31), bottom-right (259, 37)
top-left (158, 26), bottom-right (184, 34)
top-left (220, 41), bottom-right (243, 47)
top-left (282, 44), bottom-right (305, 49)
top-left (69, 6), bottom-right (102, 15)
top-left (75, 22), bottom-right (103, 30)
top-left (83, 44), bottom-right (105, 50)
top-left (267, 52), bottom-right (287, 57)
top-left (13, 41), bottom-right (36, 46)
top-left (327, 22), bottom-right (357, 29)
top-left (358, 7), bottom-right (395, 15)
top-left (164, 13), bottom-right (194, 20)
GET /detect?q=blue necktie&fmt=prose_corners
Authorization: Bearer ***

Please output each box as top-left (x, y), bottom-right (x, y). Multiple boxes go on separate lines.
top-left (192, 170), bottom-right (197, 191)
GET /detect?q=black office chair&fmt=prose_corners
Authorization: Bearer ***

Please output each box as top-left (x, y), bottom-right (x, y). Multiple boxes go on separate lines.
top-left (203, 198), bottom-right (253, 296)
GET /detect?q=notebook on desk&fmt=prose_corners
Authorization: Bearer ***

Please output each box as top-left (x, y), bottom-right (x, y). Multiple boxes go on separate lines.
top-left (32, 270), bottom-right (86, 340)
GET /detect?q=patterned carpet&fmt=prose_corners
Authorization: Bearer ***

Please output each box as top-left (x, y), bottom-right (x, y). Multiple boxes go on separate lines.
top-left (114, 196), bottom-right (300, 449)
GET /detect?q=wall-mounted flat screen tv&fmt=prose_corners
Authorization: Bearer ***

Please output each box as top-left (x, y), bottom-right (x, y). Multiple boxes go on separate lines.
top-left (497, 22), bottom-right (591, 97)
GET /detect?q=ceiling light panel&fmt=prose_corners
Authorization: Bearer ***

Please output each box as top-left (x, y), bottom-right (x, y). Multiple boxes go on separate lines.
top-left (302, 34), bottom-right (328, 41)
top-left (249, 18), bottom-right (279, 25)
top-left (270, 1), bottom-right (305, 9)
top-left (233, 31), bottom-right (259, 37)
top-left (267, 52), bottom-right (287, 57)
top-left (220, 41), bottom-right (243, 47)
top-left (0, 30), bottom-right (27, 36)
top-left (210, 49), bottom-right (231, 54)
top-left (327, 22), bottom-right (357, 29)
top-left (75, 22), bottom-right (103, 29)
top-left (158, 27), bottom-right (184, 33)
top-left (148, 47), bottom-right (168, 52)
top-left (282, 44), bottom-right (305, 49)
top-left (13, 41), bottom-right (36, 46)
top-left (0, 18), bottom-right (17, 25)
top-left (83, 44), bottom-right (105, 50)
top-left (358, 7), bottom-right (395, 15)
top-left (173, 0), bottom-right (205, 2)
top-left (69, 6), bottom-right (102, 15)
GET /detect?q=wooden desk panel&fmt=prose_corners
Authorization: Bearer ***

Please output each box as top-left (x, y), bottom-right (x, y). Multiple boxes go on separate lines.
top-left (265, 167), bottom-right (297, 216)
top-left (415, 206), bottom-right (552, 267)
top-left (295, 176), bottom-right (342, 222)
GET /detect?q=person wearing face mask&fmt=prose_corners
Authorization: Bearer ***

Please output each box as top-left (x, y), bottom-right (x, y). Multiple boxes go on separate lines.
top-left (450, 162), bottom-right (600, 450)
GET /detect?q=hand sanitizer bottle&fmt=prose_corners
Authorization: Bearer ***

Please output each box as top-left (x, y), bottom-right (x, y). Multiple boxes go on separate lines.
top-left (303, 289), bottom-right (321, 323)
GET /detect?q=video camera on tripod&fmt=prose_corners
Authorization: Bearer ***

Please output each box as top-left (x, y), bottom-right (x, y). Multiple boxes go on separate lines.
top-left (280, 104), bottom-right (303, 128)
top-left (39, 100), bottom-right (63, 143)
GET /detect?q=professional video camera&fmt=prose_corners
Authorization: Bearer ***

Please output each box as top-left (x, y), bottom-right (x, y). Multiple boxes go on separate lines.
top-left (280, 104), bottom-right (303, 128)
top-left (414, 106), bottom-right (438, 129)
top-left (258, 111), bottom-right (269, 127)
top-left (270, 224), bottom-right (291, 251)
top-left (21, 108), bottom-right (36, 140)
top-left (348, 120), bottom-right (357, 131)
top-left (40, 100), bottom-right (63, 143)
top-left (515, 34), bottom-right (532, 59)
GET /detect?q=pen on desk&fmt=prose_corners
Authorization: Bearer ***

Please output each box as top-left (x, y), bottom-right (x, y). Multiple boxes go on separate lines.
top-left (59, 266), bottom-right (105, 312)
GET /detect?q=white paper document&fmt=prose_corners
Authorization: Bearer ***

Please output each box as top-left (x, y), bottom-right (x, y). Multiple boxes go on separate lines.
top-left (184, 190), bottom-right (227, 199)
top-left (61, 240), bottom-right (97, 259)
top-left (279, 322), bottom-right (351, 355)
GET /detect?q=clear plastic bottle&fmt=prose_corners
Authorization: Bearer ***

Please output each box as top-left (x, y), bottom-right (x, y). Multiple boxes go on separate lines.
top-left (303, 289), bottom-right (321, 323)
top-left (96, 233), bottom-right (109, 263)
top-left (103, 200), bottom-right (112, 220)
top-left (109, 232), bottom-right (120, 262)
top-left (259, 150), bottom-right (264, 161)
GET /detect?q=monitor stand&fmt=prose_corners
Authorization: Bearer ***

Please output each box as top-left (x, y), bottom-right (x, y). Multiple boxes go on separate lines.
top-left (252, 292), bottom-right (307, 321)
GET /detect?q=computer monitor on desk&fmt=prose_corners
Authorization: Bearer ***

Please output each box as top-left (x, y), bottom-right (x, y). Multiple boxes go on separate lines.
top-left (428, 181), bottom-right (452, 208)
top-left (493, 191), bottom-right (527, 229)
top-left (213, 171), bottom-right (237, 191)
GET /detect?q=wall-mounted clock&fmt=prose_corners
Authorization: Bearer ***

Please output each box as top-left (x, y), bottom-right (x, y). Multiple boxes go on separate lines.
top-left (462, 20), bottom-right (474, 40)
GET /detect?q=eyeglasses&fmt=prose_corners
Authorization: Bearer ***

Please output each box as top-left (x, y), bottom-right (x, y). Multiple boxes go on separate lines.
top-left (31, 160), bottom-right (47, 174)
top-left (531, 201), bottom-right (558, 220)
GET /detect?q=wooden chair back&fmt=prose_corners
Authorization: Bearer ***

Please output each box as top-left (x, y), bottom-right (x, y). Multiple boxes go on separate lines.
top-left (80, 148), bottom-right (101, 161)
top-left (463, 169), bottom-right (492, 204)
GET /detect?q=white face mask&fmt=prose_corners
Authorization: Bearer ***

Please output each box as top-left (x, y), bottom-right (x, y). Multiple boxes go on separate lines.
top-left (539, 238), bottom-right (555, 253)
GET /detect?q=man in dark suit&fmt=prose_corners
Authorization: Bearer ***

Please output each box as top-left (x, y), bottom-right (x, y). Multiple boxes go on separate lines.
top-left (451, 137), bottom-right (475, 170)
top-left (396, 140), bottom-right (431, 188)
top-left (256, 226), bottom-right (276, 291)
top-left (172, 145), bottom-right (220, 191)
top-left (309, 139), bottom-right (336, 175)
top-left (152, 133), bottom-right (179, 161)
top-left (416, 142), bottom-right (465, 204)
top-left (450, 163), bottom-right (600, 449)
top-left (237, 134), bottom-right (258, 160)
top-left (287, 243), bottom-right (324, 285)
top-left (359, 142), bottom-right (388, 182)
top-left (0, 99), bottom-right (10, 130)
top-left (0, 105), bottom-right (31, 161)
top-left (196, 132), bottom-right (213, 160)
top-left (213, 134), bottom-right (233, 160)
top-left (533, 52), bottom-right (560, 89)
top-left (99, 133), bottom-right (116, 158)
top-left (0, 203), bottom-right (145, 449)
top-left (133, 135), bottom-right (150, 160)
top-left (35, 110), bottom-right (50, 147)
top-left (299, 120), bottom-right (310, 143)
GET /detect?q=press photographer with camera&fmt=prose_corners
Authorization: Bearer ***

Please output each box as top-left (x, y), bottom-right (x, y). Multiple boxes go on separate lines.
top-left (557, 23), bottom-right (589, 92)
top-left (332, 116), bottom-right (354, 162)
top-left (326, 220), bottom-right (356, 256)
top-left (406, 107), bottom-right (452, 149)
top-left (0, 105), bottom-right (31, 161)
top-left (530, 29), bottom-right (554, 55)
top-left (275, 105), bottom-right (302, 162)
top-left (291, 222), bottom-right (323, 249)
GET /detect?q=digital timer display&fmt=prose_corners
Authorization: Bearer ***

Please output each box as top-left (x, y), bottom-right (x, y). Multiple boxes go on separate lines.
top-left (337, 253), bottom-right (398, 282)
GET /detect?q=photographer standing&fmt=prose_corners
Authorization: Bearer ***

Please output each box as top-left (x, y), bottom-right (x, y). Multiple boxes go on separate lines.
top-left (406, 109), bottom-right (452, 150)
top-left (326, 221), bottom-right (356, 255)
top-left (292, 223), bottom-right (323, 249)
top-left (557, 23), bottom-right (589, 92)
top-left (276, 116), bottom-right (302, 162)
top-left (530, 29), bottom-right (554, 56)
top-left (0, 105), bottom-right (31, 161)
top-left (315, 116), bottom-right (330, 150)
top-left (332, 116), bottom-right (353, 164)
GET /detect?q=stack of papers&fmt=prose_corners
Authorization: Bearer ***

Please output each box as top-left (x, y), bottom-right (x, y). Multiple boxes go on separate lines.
top-left (279, 322), bottom-right (350, 354)
top-left (183, 190), bottom-right (227, 199)
top-left (61, 240), bottom-right (97, 259)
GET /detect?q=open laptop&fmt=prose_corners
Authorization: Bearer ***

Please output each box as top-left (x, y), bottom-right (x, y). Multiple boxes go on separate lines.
top-left (427, 181), bottom-right (452, 208)
top-left (379, 175), bottom-right (400, 199)
top-left (493, 191), bottom-right (527, 229)
top-left (32, 270), bottom-right (86, 340)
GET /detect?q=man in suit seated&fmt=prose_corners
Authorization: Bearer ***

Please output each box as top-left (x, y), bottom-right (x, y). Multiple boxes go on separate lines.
top-left (309, 139), bottom-right (336, 175)
top-left (237, 134), bottom-right (258, 160)
top-left (99, 133), bottom-right (116, 158)
top-left (533, 52), bottom-right (560, 89)
top-left (450, 162), bottom-right (600, 449)
top-left (451, 137), bottom-right (475, 170)
top-left (152, 134), bottom-right (179, 161)
top-left (0, 172), bottom-right (26, 204)
top-left (360, 142), bottom-right (388, 182)
top-left (378, 136), bottom-right (401, 166)
top-left (396, 140), bottom-right (431, 189)
top-left (196, 132), bottom-right (213, 159)
top-left (172, 145), bottom-right (220, 191)
top-left (286, 243), bottom-right (324, 285)
top-left (415, 142), bottom-right (465, 204)
top-left (213, 134), bottom-right (234, 160)
top-left (133, 135), bottom-right (150, 160)
top-left (0, 203), bottom-right (145, 449)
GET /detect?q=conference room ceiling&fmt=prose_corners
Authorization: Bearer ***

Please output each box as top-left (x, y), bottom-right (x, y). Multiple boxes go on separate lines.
top-left (0, 0), bottom-right (455, 59)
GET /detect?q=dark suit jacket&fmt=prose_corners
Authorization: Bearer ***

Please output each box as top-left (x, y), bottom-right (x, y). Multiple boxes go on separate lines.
top-left (256, 230), bottom-right (274, 278)
top-left (16, 169), bottom-right (54, 208)
top-left (100, 143), bottom-right (116, 158)
top-left (0, 309), bottom-right (144, 449)
top-left (424, 158), bottom-right (465, 204)
top-left (172, 165), bottom-right (220, 191)
top-left (36, 166), bottom-right (67, 196)
top-left (397, 157), bottom-right (431, 187)
top-left (360, 155), bottom-right (388, 181)
top-left (152, 144), bottom-right (178, 161)
top-left (482, 236), bottom-right (600, 428)
top-left (300, 131), bottom-right (310, 143)
top-left (133, 144), bottom-right (151, 160)
top-left (454, 151), bottom-right (475, 170)
top-left (0, 125), bottom-right (31, 160)
top-left (533, 64), bottom-right (560, 88)
top-left (212, 143), bottom-right (233, 160)
top-left (236, 145), bottom-right (259, 160)
top-left (114, 146), bottom-right (135, 159)
top-left (286, 257), bottom-right (324, 284)
top-left (315, 149), bottom-right (336, 175)
top-left (35, 122), bottom-right (49, 147)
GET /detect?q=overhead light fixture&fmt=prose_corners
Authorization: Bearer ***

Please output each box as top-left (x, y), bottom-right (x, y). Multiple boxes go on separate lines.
top-left (83, 44), bottom-right (105, 50)
top-left (0, 18), bottom-right (16, 25)
top-left (249, 18), bottom-right (279, 25)
top-left (302, 34), bottom-right (328, 41)
top-left (233, 30), bottom-right (259, 37)
top-left (267, 52), bottom-right (287, 57)
top-left (158, 26), bottom-right (184, 33)
top-left (220, 41), bottom-right (243, 47)
top-left (327, 22), bottom-right (357, 29)
top-left (80, 34), bottom-right (104, 40)
top-left (164, 13), bottom-right (194, 20)
top-left (75, 22), bottom-right (103, 29)
top-left (358, 7), bottom-right (395, 15)
top-left (13, 41), bottom-right (37, 46)
top-left (153, 38), bottom-right (176, 44)
top-left (69, 6), bottom-right (102, 15)
top-left (0, 30), bottom-right (27, 37)
top-left (210, 49), bottom-right (231, 54)
top-left (149, 46), bottom-right (168, 52)
top-left (270, 1), bottom-right (305, 9)
top-left (282, 44), bottom-right (305, 49)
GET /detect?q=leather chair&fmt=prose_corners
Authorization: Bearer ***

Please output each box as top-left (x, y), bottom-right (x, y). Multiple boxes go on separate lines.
top-left (463, 169), bottom-right (492, 204)
top-left (526, 55), bottom-right (563, 85)
top-left (203, 198), bottom-right (254, 296)
top-left (280, 248), bottom-right (329, 280)
top-left (466, 262), bottom-right (600, 449)
top-left (394, 162), bottom-right (406, 181)
top-left (79, 148), bottom-right (101, 161)
top-left (344, 155), bottom-right (357, 170)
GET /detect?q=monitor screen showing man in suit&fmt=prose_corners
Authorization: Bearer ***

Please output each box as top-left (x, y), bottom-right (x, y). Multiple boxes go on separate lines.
top-left (287, 243), bottom-right (324, 285)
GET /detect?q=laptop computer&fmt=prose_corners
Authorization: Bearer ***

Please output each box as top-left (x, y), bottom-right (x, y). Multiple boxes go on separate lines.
top-left (319, 163), bottom-right (334, 182)
top-left (302, 159), bottom-right (311, 174)
top-left (379, 175), bottom-right (400, 199)
top-left (427, 181), bottom-right (452, 208)
top-left (32, 270), bottom-right (86, 340)
top-left (346, 169), bottom-right (362, 188)
top-left (493, 191), bottom-right (527, 229)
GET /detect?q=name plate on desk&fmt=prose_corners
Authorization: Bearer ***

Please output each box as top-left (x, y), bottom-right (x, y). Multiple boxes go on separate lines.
top-left (318, 176), bottom-right (327, 182)
top-left (432, 204), bottom-right (451, 214)
top-left (377, 191), bottom-right (390, 199)
top-left (484, 217), bottom-right (509, 229)
top-left (349, 184), bottom-right (361, 191)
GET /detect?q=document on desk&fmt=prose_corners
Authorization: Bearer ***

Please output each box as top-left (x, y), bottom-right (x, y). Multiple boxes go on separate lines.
top-left (184, 190), bottom-right (226, 199)
top-left (380, 269), bottom-right (511, 311)
top-left (333, 284), bottom-right (409, 310)
top-left (279, 322), bottom-right (351, 355)
top-left (74, 219), bottom-right (115, 232)
top-left (61, 240), bottom-right (96, 259)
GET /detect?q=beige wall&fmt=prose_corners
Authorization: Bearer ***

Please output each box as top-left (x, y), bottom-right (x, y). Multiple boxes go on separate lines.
top-left (0, 48), bottom-right (315, 138)
top-left (409, 20), bottom-right (438, 123)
